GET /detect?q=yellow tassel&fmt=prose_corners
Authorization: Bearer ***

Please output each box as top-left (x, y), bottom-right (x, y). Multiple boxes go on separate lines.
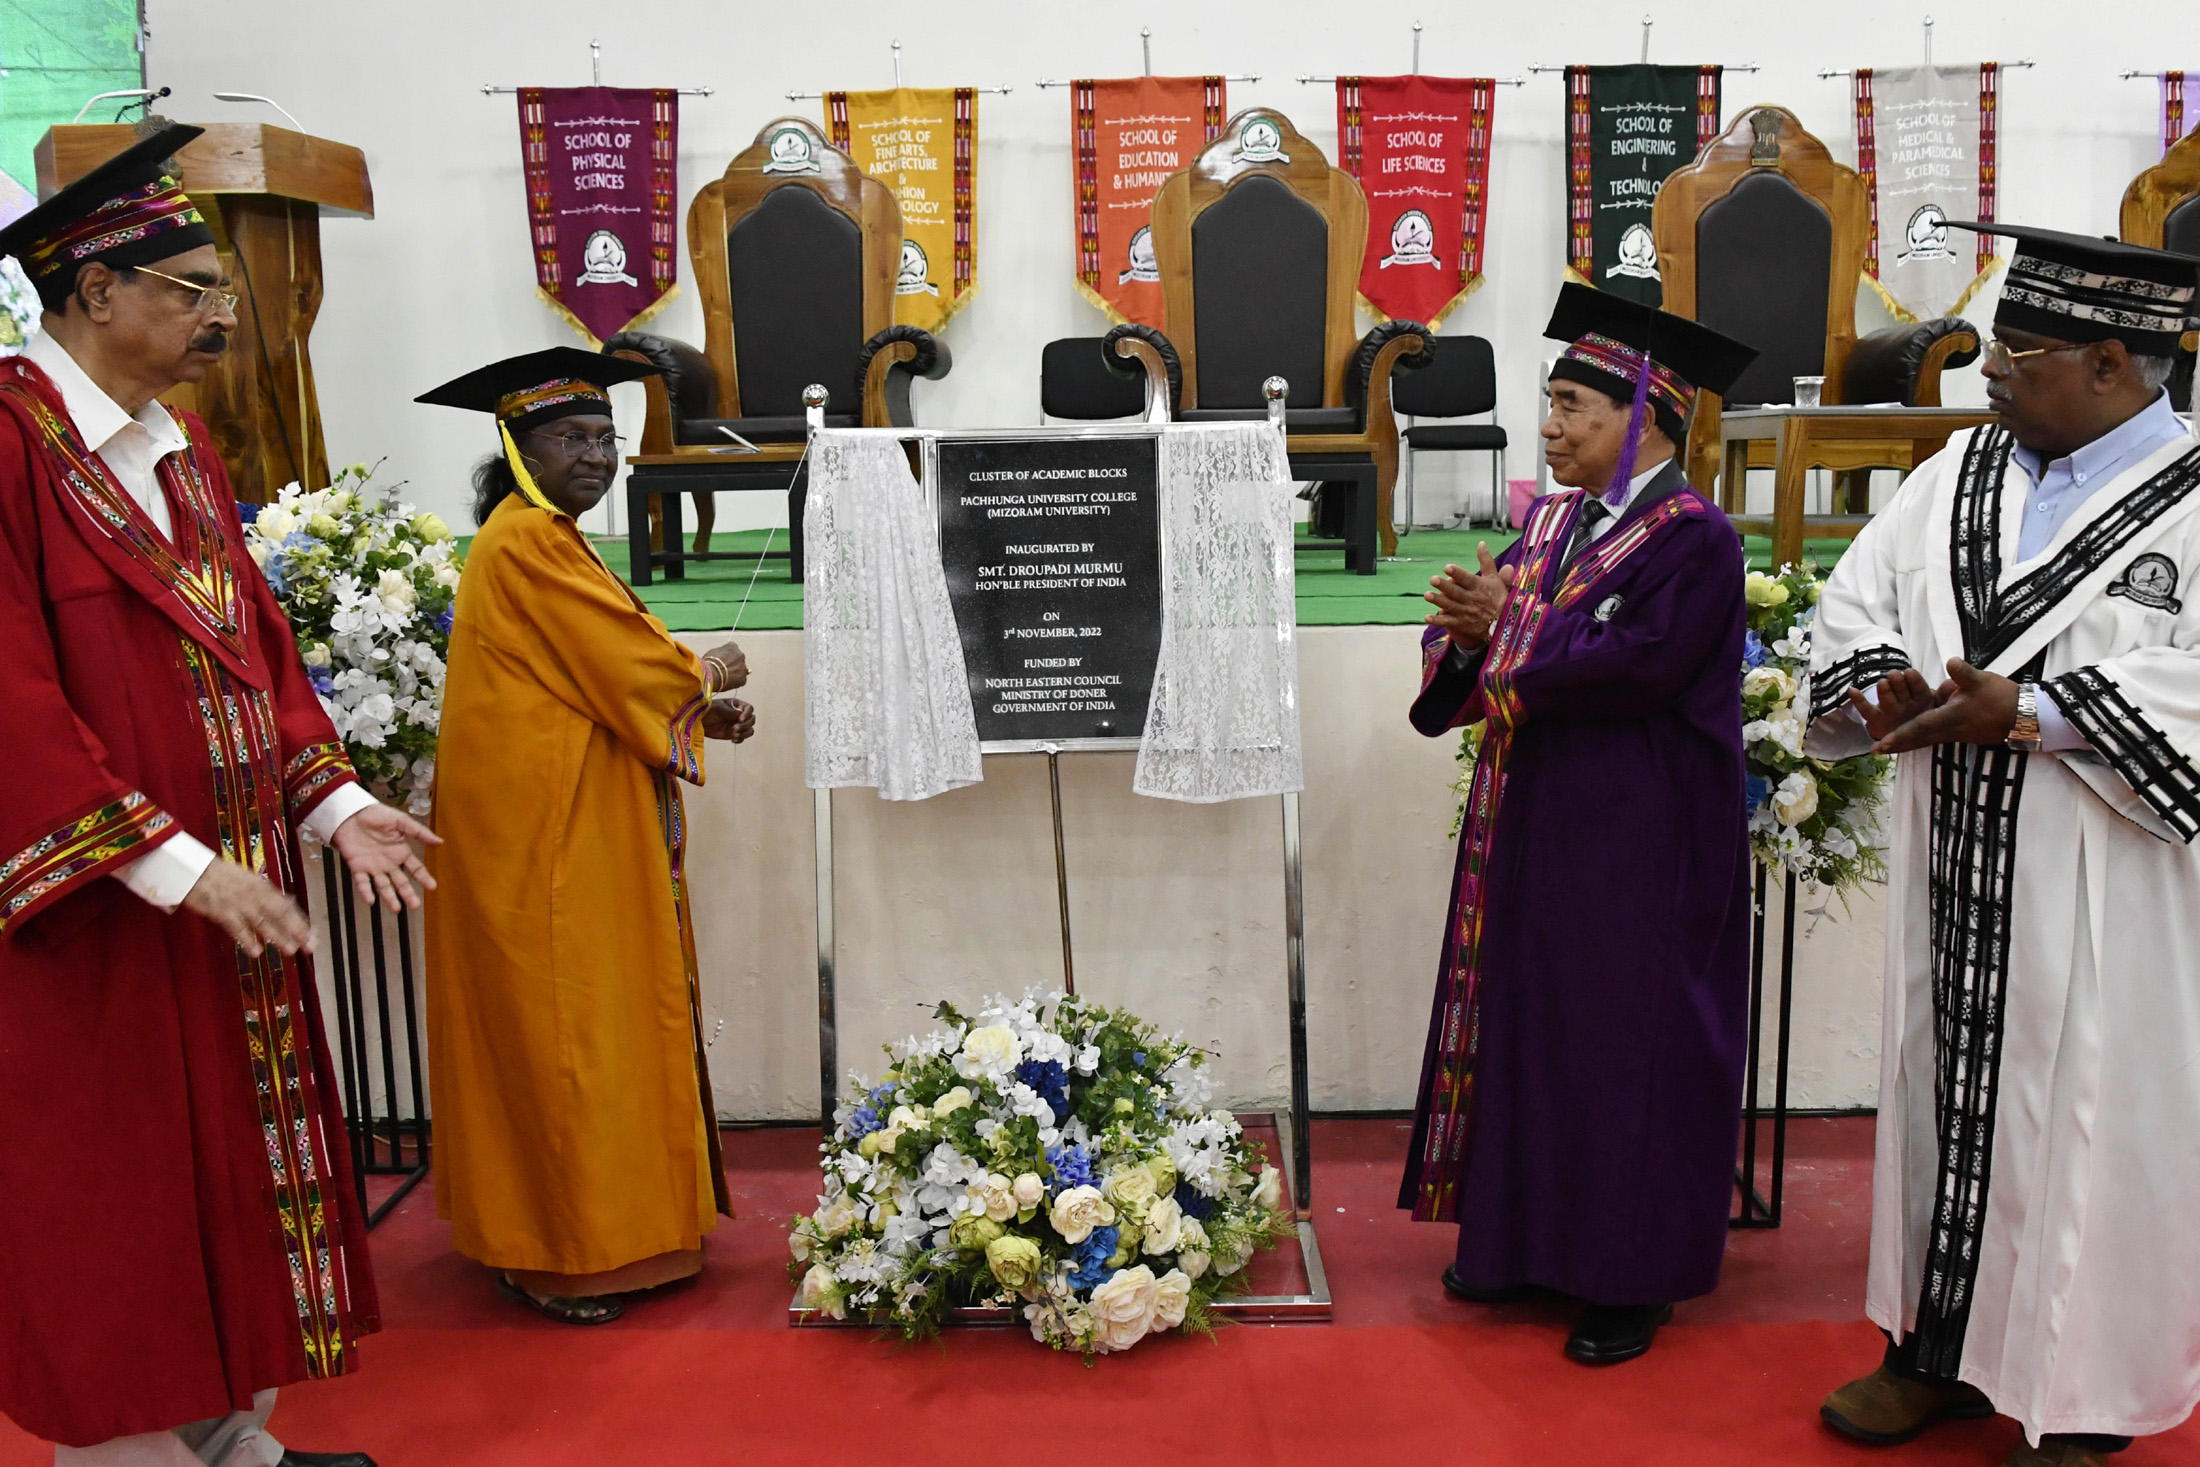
top-left (499, 422), bottom-right (565, 518)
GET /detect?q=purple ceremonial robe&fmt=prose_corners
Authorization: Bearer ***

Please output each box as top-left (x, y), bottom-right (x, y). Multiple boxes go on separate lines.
top-left (1397, 462), bottom-right (1752, 1306)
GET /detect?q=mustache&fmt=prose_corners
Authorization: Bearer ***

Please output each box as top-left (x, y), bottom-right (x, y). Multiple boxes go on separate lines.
top-left (189, 333), bottom-right (229, 355)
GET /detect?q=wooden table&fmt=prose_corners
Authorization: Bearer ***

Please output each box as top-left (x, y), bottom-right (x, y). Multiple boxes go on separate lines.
top-left (1718, 406), bottom-right (1995, 569)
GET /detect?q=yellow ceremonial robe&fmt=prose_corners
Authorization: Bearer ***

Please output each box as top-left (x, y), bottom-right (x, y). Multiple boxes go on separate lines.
top-left (425, 494), bottom-right (728, 1287)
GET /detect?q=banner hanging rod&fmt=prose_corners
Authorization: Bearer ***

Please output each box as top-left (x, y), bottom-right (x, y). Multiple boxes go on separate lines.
top-left (1814, 19), bottom-right (2035, 79)
top-left (789, 39), bottom-right (1013, 98)
top-left (1291, 20), bottom-right (1524, 85)
top-left (482, 37), bottom-right (714, 95)
top-left (1034, 26), bottom-right (1258, 86)
top-left (1528, 13), bottom-right (1759, 74)
top-left (2121, 69), bottom-right (2182, 79)
top-left (1528, 63), bottom-right (1760, 74)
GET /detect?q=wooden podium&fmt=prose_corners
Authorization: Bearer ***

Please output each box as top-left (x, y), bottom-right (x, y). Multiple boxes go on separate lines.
top-left (35, 123), bottom-right (374, 502)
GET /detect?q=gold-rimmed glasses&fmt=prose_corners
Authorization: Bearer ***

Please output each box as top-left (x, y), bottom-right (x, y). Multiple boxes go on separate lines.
top-left (131, 264), bottom-right (238, 316)
top-left (1982, 337), bottom-right (2091, 373)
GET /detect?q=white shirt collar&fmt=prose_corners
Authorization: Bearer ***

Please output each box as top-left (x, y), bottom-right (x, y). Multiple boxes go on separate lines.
top-left (21, 328), bottom-right (189, 463)
top-left (1597, 454), bottom-right (1674, 516)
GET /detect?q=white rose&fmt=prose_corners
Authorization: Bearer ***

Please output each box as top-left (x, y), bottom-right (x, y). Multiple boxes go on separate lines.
top-left (433, 561), bottom-right (461, 589)
top-left (972, 1173), bottom-right (1017, 1223)
top-left (1048, 1184), bottom-right (1116, 1245)
top-left (1087, 1264), bottom-right (1158, 1353)
top-left (932, 1085), bottom-right (975, 1116)
top-left (1151, 1268), bottom-right (1192, 1330)
top-left (1102, 1164), bottom-right (1158, 1214)
top-left (1011, 1172), bottom-right (1046, 1209)
top-left (301, 644), bottom-right (331, 668)
top-left (1773, 771), bottom-right (1820, 827)
top-left (375, 567), bottom-right (417, 616)
top-left (257, 507), bottom-right (296, 540)
top-left (815, 1192), bottom-right (860, 1239)
top-left (958, 1023), bottom-right (1022, 1075)
top-left (1252, 1164), bottom-right (1284, 1213)
top-left (1177, 1248), bottom-right (1211, 1281)
top-left (1141, 1194), bottom-right (1184, 1255)
top-left (1741, 666), bottom-right (1797, 704)
top-left (797, 1263), bottom-right (846, 1320)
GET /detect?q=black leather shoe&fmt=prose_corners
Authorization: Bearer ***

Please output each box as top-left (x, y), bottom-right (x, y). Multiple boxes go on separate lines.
top-left (279, 1452), bottom-right (378, 1467)
top-left (1564, 1302), bottom-right (1674, 1364)
top-left (1441, 1265), bottom-right (1549, 1304)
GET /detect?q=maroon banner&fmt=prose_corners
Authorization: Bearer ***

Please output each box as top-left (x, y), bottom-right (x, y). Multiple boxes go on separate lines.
top-left (518, 87), bottom-right (679, 346)
top-left (1337, 76), bottom-right (1496, 327)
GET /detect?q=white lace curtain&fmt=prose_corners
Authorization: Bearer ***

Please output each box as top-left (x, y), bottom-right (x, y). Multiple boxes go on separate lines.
top-left (803, 431), bottom-right (982, 801)
top-left (1133, 423), bottom-right (1303, 803)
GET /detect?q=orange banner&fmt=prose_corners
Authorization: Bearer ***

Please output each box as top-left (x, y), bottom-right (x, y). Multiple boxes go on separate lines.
top-left (1071, 76), bottom-right (1225, 326)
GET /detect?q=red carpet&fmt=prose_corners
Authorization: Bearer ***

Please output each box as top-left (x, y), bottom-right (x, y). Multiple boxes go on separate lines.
top-left (6, 1119), bottom-right (2195, 1465)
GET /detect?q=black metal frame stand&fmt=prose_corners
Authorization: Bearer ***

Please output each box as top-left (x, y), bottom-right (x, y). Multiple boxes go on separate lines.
top-left (319, 851), bottom-right (431, 1228)
top-left (625, 459), bottom-right (810, 587)
top-left (1732, 864), bottom-right (1798, 1229)
top-left (1289, 452), bottom-right (1379, 575)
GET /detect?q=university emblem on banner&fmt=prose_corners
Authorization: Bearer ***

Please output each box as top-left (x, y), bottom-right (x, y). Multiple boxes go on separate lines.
top-left (763, 124), bottom-right (822, 175)
top-left (1852, 64), bottom-right (2004, 320)
top-left (1070, 76), bottom-right (1226, 326)
top-left (897, 240), bottom-right (940, 297)
top-left (1233, 117), bottom-right (1290, 164)
top-left (1336, 75), bottom-right (1499, 326)
top-left (826, 86), bottom-right (979, 329)
top-left (1607, 222), bottom-right (1659, 281)
top-left (516, 86), bottom-right (680, 346)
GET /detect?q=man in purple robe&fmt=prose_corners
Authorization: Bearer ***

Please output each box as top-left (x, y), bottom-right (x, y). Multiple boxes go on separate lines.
top-left (1400, 284), bottom-right (1758, 1364)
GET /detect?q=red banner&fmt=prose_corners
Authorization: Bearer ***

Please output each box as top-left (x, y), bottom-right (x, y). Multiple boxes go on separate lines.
top-left (1071, 76), bottom-right (1225, 326)
top-left (518, 87), bottom-right (679, 346)
top-left (1337, 76), bottom-right (1496, 327)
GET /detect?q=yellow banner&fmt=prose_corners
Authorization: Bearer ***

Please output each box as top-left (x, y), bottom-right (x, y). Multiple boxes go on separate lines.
top-left (826, 87), bottom-right (977, 331)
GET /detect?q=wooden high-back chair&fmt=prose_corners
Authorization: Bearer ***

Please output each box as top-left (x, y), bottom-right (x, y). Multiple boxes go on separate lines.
top-left (608, 117), bottom-right (949, 577)
top-left (1655, 105), bottom-right (1980, 500)
top-left (2120, 126), bottom-right (2200, 409)
top-left (1144, 108), bottom-right (1429, 566)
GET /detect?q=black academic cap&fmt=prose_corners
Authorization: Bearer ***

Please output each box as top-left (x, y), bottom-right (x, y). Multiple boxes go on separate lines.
top-left (0, 123), bottom-right (213, 288)
top-left (415, 347), bottom-right (660, 432)
top-left (1950, 221), bottom-right (2200, 356)
top-left (1541, 280), bottom-right (1759, 398)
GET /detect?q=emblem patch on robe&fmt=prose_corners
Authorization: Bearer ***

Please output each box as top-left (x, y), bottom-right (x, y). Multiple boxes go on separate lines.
top-left (2108, 553), bottom-right (2183, 613)
top-left (1594, 593), bottom-right (1625, 622)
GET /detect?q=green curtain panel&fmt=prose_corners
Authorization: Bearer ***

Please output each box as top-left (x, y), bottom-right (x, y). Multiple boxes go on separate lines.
top-left (1, 0), bottom-right (143, 191)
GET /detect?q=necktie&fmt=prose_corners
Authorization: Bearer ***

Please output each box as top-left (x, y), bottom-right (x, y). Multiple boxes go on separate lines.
top-left (1564, 498), bottom-right (1612, 569)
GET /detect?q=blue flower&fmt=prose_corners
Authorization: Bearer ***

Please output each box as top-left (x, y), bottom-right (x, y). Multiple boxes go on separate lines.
top-left (237, 502), bottom-right (261, 525)
top-left (281, 530), bottom-right (312, 551)
top-left (1133, 1051), bottom-right (1147, 1066)
top-left (846, 1104), bottom-right (882, 1140)
top-left (261, 555), bottom-right (290, 597)
top-left (1067, 1225), bottom-right (1119, 1291)
top-left (1742, 630), bottom-right (1769, 670)
top-left (1174, 1183), bottom-right (1215, 1222)
top-left (308, 667), bottom-right (335, 697)
top-left (433, 607), bottom-right (455, 635)
top-left (1745, 773), bottom-right (1771, 815)
top-left (1046, 1143), bottom-right (1094, 1194)
top-left (868, 1083), bottom-right (897, 1107)
top-left (1015, 1059), bottom-right (1069, 1119)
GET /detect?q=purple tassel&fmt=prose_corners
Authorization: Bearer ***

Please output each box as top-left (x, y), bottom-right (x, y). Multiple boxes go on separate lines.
top-left (1603, 345), bottom-right (1655, 508)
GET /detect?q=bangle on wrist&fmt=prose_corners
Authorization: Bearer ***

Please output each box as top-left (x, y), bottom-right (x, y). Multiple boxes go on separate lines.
top-left (2006, 680), bottom-right (2042, 753)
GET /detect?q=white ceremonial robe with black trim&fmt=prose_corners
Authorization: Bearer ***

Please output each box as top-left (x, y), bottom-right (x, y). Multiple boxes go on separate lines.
top-left (1806, 423), bottom-right (2200, 1444)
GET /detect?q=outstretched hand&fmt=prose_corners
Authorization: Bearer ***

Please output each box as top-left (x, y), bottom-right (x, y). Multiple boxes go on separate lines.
top-left (330, 802), bottom-right (442, 912)
top-left (1424, 541), bottom-right (1516, 652)
top-left (1868, 659), bottom-right (2020, 755)
top-left (704, 697), bottom-right (756, 743)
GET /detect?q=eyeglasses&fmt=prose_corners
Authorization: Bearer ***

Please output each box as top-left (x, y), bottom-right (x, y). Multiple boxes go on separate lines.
top-left (131, 265), bottom-right (238, 316)
top-left (528, 429), bottom-right (624, 458)
top-left (1983, 337), bottom-right (2092, 373)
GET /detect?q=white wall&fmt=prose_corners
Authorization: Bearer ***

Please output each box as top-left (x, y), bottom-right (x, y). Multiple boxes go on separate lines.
top-left (143, 0), bottom-right (2194, 532)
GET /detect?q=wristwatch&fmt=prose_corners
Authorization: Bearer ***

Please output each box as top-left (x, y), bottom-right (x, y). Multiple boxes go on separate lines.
top-left (2006, 680), bottom-right (2042, 754)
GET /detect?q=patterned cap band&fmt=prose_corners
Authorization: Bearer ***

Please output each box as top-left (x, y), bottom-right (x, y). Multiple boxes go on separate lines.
top-left (1997, 248), bottom-right (2198, 356)
top-left (1559, 333), bottom-right (1696, 422)
top-left (19, 174), bottom-right (207, 281)
top-left (495, 378), bottom-right (611, 421)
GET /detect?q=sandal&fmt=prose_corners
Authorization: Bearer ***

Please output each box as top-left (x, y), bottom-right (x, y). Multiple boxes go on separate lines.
top-left (496, 1272), bottom-right (625, 1325)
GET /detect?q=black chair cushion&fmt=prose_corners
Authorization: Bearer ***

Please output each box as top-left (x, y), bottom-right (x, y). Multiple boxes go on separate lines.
top-left (728, 185), bottom-right (865, 417)
top-left (1841, 318), bottom-right (1979, 406)
top-left (677, 413), bottom-right (857, 446)
top-left (1403, 424), bottom-right (1508, 451)
top-left (1392, 334), bottom-right (1496, 419)
top-left (1041, 338), bottom-right (1147, 419)
top-left (602, 332), bottom-right (719, 420)
top-left (1177, 405), bottom-right (1359, 431)
top-left (1191, 176), bottom-right (1329, 409)
top-left (1694, 172), bottom-right (1833, 407)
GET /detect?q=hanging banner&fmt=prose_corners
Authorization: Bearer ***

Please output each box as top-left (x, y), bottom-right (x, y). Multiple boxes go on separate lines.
top-left (1853, 64), bottom-right (2002, 321)
top-left (1070, 76), bottom-right (1225, 327)
top-left (1336, 76), bottom-right (1496, 328)
top-left (1564, 65), bottom-right (1721, 306)
top-left (828, 88), bottom-right (978, 330)
top-left (2163, 72), bottom-right (2189, 157)
top-left (517, 87), bottom-right (679, 346)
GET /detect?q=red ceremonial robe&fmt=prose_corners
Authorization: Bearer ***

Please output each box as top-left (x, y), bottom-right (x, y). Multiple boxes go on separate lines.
top-left (0, 356), bottom-right (378, 1447)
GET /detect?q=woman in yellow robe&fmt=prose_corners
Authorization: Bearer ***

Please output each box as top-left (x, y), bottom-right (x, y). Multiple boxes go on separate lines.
top-left (419, 349), bottom-right (754, 1324)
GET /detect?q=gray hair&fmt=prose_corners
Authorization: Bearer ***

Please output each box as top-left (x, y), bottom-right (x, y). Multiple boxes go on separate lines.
top-left (2131, 353), bottom-right (2177, 390)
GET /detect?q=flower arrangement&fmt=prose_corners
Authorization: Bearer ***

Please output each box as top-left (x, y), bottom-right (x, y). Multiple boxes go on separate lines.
top-left (1445, 561), bottom-right (1891, 894)
top-left (0, 258), bottom-right (37, 354)
top-left (240, 466), bottom-right (461, 817)
top-left (1740, 564), bottom-right (1891, 892)
top-left (790, 993), bottom-right (1294, 1355)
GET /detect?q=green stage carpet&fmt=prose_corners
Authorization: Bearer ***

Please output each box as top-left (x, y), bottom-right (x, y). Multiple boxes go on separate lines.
top-left (458, 528), bottom-right (1851, 632)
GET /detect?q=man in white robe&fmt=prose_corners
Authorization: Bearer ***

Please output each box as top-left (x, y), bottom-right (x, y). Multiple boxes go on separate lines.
top-left (1808, 223), bottom-right (2200, 1467)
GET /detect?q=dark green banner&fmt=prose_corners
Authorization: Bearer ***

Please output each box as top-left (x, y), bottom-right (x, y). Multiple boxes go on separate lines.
top-left (1564, 64), bottom-right (1721, 306)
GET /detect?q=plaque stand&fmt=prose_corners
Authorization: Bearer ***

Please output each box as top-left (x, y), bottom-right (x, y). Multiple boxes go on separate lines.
top-left (796, 386), bottom-right (1329, 1324)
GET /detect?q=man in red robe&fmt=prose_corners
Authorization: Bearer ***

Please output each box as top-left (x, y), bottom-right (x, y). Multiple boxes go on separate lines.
top-left (0, 124), bottom-right (434, 1467)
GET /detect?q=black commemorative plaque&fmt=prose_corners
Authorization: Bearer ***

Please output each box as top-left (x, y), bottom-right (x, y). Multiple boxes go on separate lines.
top-left (936, 435), bottom-right (1163, 744)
